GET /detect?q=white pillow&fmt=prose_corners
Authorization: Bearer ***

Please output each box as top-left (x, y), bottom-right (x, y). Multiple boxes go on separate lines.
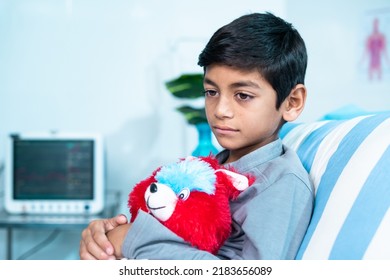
top-left (280, 113), bottom-right (390, 259)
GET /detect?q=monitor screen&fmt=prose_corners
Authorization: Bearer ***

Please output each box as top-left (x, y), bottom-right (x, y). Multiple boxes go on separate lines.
top-left (5, 133), bottom-right (104, 215)
top-left (13, 140), bottom-right (94, 200)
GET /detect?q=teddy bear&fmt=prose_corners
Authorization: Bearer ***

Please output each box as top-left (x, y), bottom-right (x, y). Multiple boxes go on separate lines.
top-left (128, 155), bottom-right (254, 254)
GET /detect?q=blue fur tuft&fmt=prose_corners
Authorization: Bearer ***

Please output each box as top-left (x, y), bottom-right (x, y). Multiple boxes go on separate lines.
top-left (155, 157), bottom-right (216, 195)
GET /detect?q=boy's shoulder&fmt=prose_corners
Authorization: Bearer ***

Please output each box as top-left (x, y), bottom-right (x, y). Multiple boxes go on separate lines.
top-left (225, 140), bottom-right (313, 194)
top-left (273, 144), bottom-right (314, 194)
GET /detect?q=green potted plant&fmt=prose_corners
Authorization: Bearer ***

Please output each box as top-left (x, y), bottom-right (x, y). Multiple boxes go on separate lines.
top-left (165, 73), bottom-right (219, 156)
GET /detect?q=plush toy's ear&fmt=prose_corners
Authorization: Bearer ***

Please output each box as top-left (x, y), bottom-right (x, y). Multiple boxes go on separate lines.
top-left (215, 169), bottom-right (250, 191)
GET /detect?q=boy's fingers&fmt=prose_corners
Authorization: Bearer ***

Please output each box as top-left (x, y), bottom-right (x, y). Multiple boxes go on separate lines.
top-left (79, 215), bottom-right (128, 260)
top-left (111, 214), bottom-right (128, 227)
top-left (81, 220), bottom-right (113, 258)
top-left (79, 239), bottom-right (115, 260)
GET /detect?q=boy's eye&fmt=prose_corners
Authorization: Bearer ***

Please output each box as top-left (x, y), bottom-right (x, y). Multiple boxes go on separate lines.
top-left (237, 93), bottom-right (251, 100)
top-left (204, 90), bottom-right (218, 97)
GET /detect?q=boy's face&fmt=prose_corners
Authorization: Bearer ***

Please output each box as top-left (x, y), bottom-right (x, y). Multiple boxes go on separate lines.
top-left (204, 64), bottom-right (284, 163)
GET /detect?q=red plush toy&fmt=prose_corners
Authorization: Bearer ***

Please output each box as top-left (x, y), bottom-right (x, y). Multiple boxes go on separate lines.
top-left (128, 155), bottom-right (254, 254)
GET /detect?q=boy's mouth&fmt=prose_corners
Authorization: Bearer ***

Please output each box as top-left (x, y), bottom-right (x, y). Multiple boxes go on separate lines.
top-left (213, 125), bottom-right (239, 135)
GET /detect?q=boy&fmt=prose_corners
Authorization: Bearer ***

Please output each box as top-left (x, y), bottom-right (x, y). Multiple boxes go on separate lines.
top-left (80, 12), bottom-right (314, 260)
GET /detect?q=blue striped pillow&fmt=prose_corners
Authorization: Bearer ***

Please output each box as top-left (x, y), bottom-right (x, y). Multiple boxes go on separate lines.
top-left (280, 112), bottom-right (390, 260)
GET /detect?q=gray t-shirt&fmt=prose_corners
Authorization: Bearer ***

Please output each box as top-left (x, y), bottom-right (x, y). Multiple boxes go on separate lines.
top-left (121, 138), bottom-right (314, 259)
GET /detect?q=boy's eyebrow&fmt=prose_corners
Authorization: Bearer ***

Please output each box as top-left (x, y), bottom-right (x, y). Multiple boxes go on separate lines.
top-left (204, 77), bottom-right (261, 89)
top-left (203, 77), bottom-right (217, 87)
top-left (230, 80), bottom-right (260, 89)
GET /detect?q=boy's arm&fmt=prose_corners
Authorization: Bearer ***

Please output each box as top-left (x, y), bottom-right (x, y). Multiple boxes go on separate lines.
top-left (121, 210), bottom-right (220, 260)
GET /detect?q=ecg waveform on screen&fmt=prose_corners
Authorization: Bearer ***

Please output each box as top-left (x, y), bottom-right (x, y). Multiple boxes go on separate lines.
top-left (13, 140), bottom-right (94, 200)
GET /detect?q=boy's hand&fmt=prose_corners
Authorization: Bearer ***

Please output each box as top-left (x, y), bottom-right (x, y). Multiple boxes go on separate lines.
top-left (107, 223), bottom-right (132, 259)
top-left (79, 214), bottom-right (128, 260)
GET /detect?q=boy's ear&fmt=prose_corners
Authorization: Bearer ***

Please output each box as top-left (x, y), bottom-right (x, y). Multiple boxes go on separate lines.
top-left (281, 84), bottom-right (307, 122)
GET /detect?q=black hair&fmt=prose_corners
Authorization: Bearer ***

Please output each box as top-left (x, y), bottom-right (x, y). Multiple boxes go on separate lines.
top-left (198, 12), bottom-right (307, 109)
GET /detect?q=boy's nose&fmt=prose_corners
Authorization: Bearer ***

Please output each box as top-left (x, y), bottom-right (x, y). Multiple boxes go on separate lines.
top-left (214, 96), bottom-right (233, 119)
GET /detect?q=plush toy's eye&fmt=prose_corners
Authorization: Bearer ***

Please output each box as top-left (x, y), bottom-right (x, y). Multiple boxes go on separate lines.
top-left (177, 188), bottom-right (190, 200)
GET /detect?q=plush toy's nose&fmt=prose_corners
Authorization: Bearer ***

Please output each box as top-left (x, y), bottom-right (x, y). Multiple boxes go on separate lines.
top-left (150, 183), bottom-right (158, 193)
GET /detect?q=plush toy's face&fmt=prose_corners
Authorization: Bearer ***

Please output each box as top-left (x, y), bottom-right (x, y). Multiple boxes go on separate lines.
top-left (144, 157), bottom-right (216, 222)
top-left (144, 182), bottom-right (190, 221)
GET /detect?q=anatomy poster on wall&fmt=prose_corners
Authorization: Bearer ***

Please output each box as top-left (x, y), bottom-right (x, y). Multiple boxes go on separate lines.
top-left (359, 7), bottom-right (390, 83)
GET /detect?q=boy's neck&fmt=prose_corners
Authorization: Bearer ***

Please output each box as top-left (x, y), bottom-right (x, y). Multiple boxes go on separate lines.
top-left (224, 136), bottom-right (279, 164)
